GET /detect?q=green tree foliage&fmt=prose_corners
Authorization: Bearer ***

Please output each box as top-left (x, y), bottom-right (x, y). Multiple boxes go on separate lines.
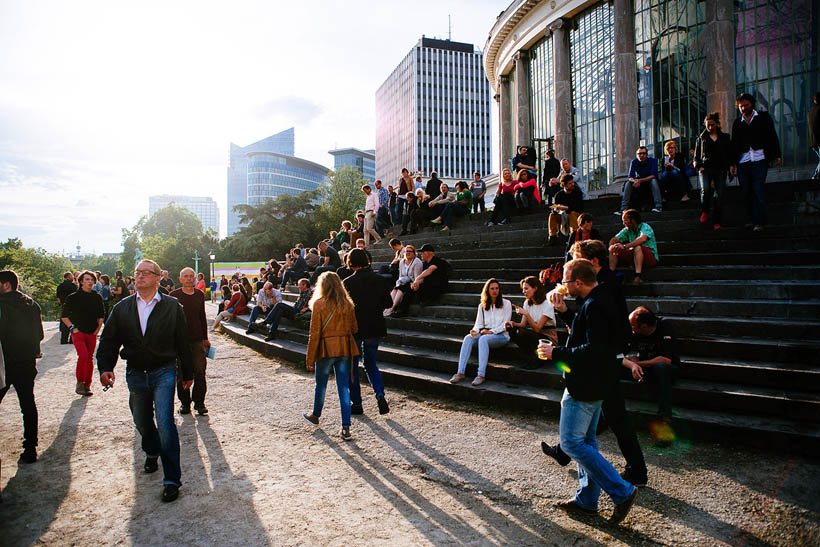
top-left (119, 205), bottom-right (218, 281)
top-left (78, 254), bottom-right (120, 277)
top-left (315, 165), bottom-right (367, 236)
top-left (0, 238), bottom-right (73, 320)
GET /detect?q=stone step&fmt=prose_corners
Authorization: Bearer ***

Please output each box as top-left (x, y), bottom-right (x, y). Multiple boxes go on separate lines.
top-left (219, 321), bottom-right (820, 455)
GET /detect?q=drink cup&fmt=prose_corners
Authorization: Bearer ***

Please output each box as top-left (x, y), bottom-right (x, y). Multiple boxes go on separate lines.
top-left (470, 330), bottom-right (478, 338)
top-left (536, 338), bottom-right (551, 360)
top-left (556, 284), bottom-right (569, 296)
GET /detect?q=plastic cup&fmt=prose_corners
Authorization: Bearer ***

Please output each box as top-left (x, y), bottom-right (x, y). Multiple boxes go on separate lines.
top-left (536, 338), bottom-right (551, 360)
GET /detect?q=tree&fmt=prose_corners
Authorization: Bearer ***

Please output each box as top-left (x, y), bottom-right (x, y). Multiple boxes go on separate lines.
top-left (0, 238), bottom-right (73, 320)
top-left (78, 254), bottom-right (120, 277)
top-left (315, 165), bottom-right (367, 236)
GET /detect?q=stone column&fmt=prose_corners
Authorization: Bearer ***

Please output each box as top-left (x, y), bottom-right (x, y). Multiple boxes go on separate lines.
top-left (514, 50), bottom-right (531, 147)
top-left (613, 0), bottom-right (639, 184)
top-left (704, 0), bottom-right (737, 127)
top-left (551, 19), bottom-right (573, 164)
top-left (499, 75), bottom-right (512, 172)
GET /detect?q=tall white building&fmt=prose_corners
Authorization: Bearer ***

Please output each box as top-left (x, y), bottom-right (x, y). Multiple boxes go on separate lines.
top-left (148, 195), bottom-right (219, 236)
top-left (376, 37), bottom-right (492, 185)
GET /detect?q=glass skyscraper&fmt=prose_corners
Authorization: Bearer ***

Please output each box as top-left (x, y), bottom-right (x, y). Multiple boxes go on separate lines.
top-left (376, 37), bottom-right (492, 185)
top-left (328, 148), bottom-right (376, 182)
top-left (246, 152), bottom-right (329, 206)
top-left (227, 128), bottom-right (295, 236)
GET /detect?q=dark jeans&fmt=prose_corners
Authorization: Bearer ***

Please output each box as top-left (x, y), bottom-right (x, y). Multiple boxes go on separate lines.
top-left (472, 196), bottom-right (485, 213)
top-left (490, 194), bottom-right (515, 223)
top-left (417, 277), bottom-right (448, 304)
top-left (699, 168), bottom-right (727, 224)
top-left (658, 169), bottom-right (690, 200)
top-left (813, 146), bottom-right (820, 179)
top-left (644, 362), bottom-right (679, 417)
top-left (0, 363), bottom-right (38, 449)
top-left (440, 202), bottom-right (468, 228)
top-left (514, 188), bottom-right (536, 210)
top-left (281, 268), bottom-right (309, 286)
top-left (544, 183), bottom-right (561, 205)
top-left (126, 364), bottom-right (181, 486)
top-left (350, 337), bottom-right (385, 406)
top-left (392, 203), bottom-right (404, 226)
top-left (737, 159), bottom-right (768, 226)
top-left (263, 302), bottom-right (298, 333)
top-left (59, 320), bottom-right (72, 344)
top-left (248, 305), bottom-right (270, 324)
top-left (377, 206), bottom-right (392, 232)
top-left (312, 356), bottom-right (352, 427)
top-left (310, 265), bottom-right (337, 285)
top-left (177, 340), bottom-right (207, 406)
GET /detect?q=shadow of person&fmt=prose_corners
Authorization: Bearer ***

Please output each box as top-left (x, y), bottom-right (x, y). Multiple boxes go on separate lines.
top-left (316, 422), bottom-right (580, 545)
top-left (125, 416), bottom-right (271, 545)
top-left (0, 397), bottom-right (88, 544)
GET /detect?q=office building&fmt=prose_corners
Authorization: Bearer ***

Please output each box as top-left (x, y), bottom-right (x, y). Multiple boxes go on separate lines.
top-left (227, 128), bottom-right (295, 236)
top-left (484, 0), bottom-right (818, 193)
top-left (376, 37), bottom-right (492, 185)
top-left (328, 148), bottom-right (376, 182)
top-left (149, 195), bottom-right (220, 235)
top-left (246, 152), bottom-right (330, 206)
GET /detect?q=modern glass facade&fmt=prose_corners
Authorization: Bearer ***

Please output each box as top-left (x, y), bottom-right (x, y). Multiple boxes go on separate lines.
top-left (246, 152), bottom-right (329, 206)
top-left (328, 148), bottom-right (376, 182)
top-left (528, 36), bottom-right (555, 163)
top-left (376, 37), bottom-right (491, 184)
top-left (571, 2), bottom-right (616, 191)
top-left (735, 0), bottom-right (819, 167)
top-left (635, 0), bottom-right (707, 158)
top-left (227, 128), bottom-right (295, 236)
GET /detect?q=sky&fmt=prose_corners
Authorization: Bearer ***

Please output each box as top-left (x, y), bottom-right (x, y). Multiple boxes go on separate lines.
top-left (0, 0), bottom-right (503, 254)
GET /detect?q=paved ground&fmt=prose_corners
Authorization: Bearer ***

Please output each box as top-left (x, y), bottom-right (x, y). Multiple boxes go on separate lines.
top-left (1, 318), bottom-right (818, 546)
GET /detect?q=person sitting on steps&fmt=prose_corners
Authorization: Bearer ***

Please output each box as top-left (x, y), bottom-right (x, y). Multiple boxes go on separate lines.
top-left (608, 209), bottom-right (659, 286)
top-left (505, 276), bottom-right (557, 369)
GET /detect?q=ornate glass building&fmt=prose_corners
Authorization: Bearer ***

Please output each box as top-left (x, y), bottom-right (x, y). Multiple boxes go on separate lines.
top-left (246, 152), bottom-right (329, 206)
top-left (484, 0), bottom-right (819, 193)
top-left (328, 148), bottom-right (376, 182)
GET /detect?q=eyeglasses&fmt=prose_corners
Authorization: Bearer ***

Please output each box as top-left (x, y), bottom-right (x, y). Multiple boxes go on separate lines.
top-left (406, 250), bottom-right (415, 253)
top-left (134, 270), bottom-right (159, 277)
top-left (560, 279), bottom-right (576, 284)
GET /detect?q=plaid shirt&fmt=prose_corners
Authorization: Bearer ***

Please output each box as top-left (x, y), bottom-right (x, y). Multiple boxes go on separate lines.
top-left (294, 288), bottom-right (313, 311)
top-left (377, 186), bottom-right (389, 208)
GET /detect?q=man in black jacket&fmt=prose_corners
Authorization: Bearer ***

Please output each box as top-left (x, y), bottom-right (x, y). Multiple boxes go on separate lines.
top-left (97, 259), bottom-right (193, 503)
top-left (343, 249), bottom-right (392, 415)
top-left (0, 270), bottom-right (44, 463)
top-left (539, 259), bottom-right (637, 525)
top-left (730, 93), bottom-right (781, 232)
top-left (541, 240), bottom-right (648, 486)
top-left (56, 272), bottom-right (76, 344)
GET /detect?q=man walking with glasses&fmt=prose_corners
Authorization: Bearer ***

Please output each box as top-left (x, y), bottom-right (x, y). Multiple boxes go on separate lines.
top-left (97, 259), bottom-right (193, 503)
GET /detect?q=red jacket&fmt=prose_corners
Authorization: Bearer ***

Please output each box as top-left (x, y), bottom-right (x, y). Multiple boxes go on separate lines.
top-left (226, 292), bottom-right (247, 317)
top-left (514, 178), bottom-right (541, 204)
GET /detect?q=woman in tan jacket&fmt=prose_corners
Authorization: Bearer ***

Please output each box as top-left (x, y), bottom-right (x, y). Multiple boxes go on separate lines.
top-left (302, 272), bottom-right (360, 440)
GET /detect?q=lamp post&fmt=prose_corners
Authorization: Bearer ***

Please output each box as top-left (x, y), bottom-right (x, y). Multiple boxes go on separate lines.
top-left (192, 250), bottom-right (201, 277)
top-left (209, 251), bottom-right (216, 282)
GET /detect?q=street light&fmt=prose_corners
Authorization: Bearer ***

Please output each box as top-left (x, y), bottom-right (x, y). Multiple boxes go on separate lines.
top-left (209, 251), bottom-right (216, 282)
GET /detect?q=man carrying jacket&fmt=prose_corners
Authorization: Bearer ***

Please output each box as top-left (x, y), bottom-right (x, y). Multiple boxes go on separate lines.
top-left (0, 270), bottom-right (44, 464)
top-left (97, 259), bottom-right (193, 503)
top-left (56, 272), bottom-right (76, 344)
top-left (343, 249), bottom-right (392, 416)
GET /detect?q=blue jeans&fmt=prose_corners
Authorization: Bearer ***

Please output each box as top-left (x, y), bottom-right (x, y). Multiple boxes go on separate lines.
top-left (263, 302), bottom-right (297, 332)
top-left (737, 159), bottom-right (768, 226)
top-left (698, 168), bottom-right (727, 224)
top-left (313, 356), bottom-right (352, 427)
top-left (457, 333), bottom-right (508, 377)
top-left (126, 364), bottom-right (182, 486)
top-left (812, 146), bottom-right (820, 179)
top-left (658, 169), bottom-right (689, 199)
top-left (282, 268), bottom-right (308, 286)
top-left (440, 202), bottom-right (468, 228)
top-left (350, 337), bottom-right (385, 406)
top-left (559, 389), bottom-right (635, 510)
top-left (392, 202), bottom-right (404, 226)
top-left (310, 265), bottom-right (336, 285)
top-left (621, 178), bottom-right (662, 211)
top-left (248, 305), bottom-right (269, 324)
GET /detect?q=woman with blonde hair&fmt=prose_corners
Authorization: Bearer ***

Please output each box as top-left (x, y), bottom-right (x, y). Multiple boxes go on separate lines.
top-left (302, 271), bottom-right (360, 441)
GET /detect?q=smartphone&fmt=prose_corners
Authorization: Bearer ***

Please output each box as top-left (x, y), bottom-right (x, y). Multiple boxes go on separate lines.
top-left (206, 346), bottom-right (215, 359)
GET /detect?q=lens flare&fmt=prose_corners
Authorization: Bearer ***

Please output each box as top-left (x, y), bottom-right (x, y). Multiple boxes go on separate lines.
top-left (555, 361), bottom-right (571, 373)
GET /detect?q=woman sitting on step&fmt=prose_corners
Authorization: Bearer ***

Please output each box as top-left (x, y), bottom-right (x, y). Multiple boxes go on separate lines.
top-left (450, 278), bottom-right (512, 387)
top-left (487, 168), bottom-right (517, 226)
top-left (514, 169), bottom-right (541, 212)
top-left (383, 245), bottom-right (423, 317)
top-left (212, 283), bottom-right (248, 331)
top-left (505, 276), bottom-right (557, 369)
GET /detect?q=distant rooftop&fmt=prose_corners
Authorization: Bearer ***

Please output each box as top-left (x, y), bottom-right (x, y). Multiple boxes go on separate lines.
top-left (328, 147), bottom-right (376, 160)
top-left (419, 37), bottom-right (475, 53)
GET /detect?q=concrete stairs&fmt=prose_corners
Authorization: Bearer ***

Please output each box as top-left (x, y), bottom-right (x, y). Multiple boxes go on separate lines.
top-left (218, 180), bottom-right (820, 455)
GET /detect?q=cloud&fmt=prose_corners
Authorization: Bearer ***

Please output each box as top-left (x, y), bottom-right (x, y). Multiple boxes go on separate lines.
top-left (252, 96), bottom-right (322, 126)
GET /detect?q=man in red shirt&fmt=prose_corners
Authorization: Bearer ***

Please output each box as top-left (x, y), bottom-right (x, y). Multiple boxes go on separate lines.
top-left (171, 267), bottom-right (210, 415)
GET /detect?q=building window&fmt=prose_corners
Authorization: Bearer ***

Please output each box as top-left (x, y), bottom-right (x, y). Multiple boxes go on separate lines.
top-left (529, 35), bottom-right (555, 162)
top-left (635, 0), bottom-right (707, 161)
top-left (735, 0), bottom-right (819, 167)
top-left (571, 1), bottom-right (616, 191)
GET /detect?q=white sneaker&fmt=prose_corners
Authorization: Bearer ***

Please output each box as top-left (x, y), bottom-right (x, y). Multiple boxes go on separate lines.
top-left (449, 373), bottom-right (465, 384)
top-left (680, 194), bottom-right (691, 202)
top-left (651, 208), bottom-right (661, 213)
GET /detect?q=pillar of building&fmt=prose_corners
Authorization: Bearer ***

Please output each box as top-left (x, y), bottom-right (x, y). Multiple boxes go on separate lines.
top-left (499, 75), bottom-right (512, 171)
top-left (514, 50), bottom-right (531, 147)
top-left (704, 0), bottom-right (737, 127)
top-left (550, 19), bottom-right (573, 164)
top-left (613, 0), bottom-right (640, 185)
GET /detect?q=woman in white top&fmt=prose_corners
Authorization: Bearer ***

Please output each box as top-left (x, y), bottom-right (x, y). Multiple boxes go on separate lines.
top-left (383, 245), bottom-right (423, 317)
top-left (506, 276), bottom-right (557, 369)
top-left (449, 278), bottom-right (512, 386)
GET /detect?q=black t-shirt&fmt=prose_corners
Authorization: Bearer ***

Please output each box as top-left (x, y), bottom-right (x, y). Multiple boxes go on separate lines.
top-left (627, 318), bottom-right (680, 366)
top-left (423, 256), bottom-right (450, 284)
top-left (113, 278), bottom-right (128, 302)
top-left (62, 290), bottom-right (105, 334)
top-left (160, 278), bottom-right (174, 291)
top-left (324, 246), bottom-right (341, 268)
top-left (554, 188), bottom-right (584, 213)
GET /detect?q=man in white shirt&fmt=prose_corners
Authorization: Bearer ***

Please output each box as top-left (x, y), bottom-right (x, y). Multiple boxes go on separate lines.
top-left (362, 184), bottom-right (382, 246)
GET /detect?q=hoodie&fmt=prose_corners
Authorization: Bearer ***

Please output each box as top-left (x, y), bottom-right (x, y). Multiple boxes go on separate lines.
top-left (0, 290), bottom-right (44, 366)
